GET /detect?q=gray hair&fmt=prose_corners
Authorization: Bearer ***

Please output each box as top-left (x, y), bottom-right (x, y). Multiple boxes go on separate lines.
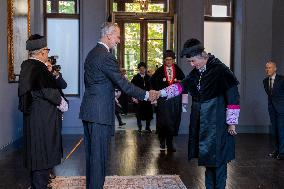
top-left (28, 48), bottom-right (43, 57)
top-left (267, 60), bottom-right (277, 67)
top-left (100, 22), bottom-right (118, 38)
top-left (195, 51), bottom-right (209, 59)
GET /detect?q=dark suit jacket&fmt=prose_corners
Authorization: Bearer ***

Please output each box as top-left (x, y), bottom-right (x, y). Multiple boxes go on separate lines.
top-left (79, 43), bottom-right (146, 125)
top-left (263, 74), bottom-right (284, 114)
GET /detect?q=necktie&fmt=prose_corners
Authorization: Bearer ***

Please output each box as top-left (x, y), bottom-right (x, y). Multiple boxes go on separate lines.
top-left (197, 69), bottom-right (205, 91)
top-left (141, 75), bottom-right (145, 87)
top-left (269, 77), bottom-right (272, 94)
top-left (167, 69), bottom-right (172, 81)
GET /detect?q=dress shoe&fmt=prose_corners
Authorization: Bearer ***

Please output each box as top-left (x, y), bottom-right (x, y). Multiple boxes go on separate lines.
top-left (167, 147), bottom-right (176, 152)
top-left (145, 127), bottom-right (152, 133)
top-left (160, 141), bottom-right (166, 150)
top-left (49, 172), bottom-right (56, 179)
top-left (276, 154), bottom-right (284, 160)
top-left (268, 151), bottom-right (278, 158)
top-left (119, 122), bottom-right (126, 126)
top-left (138, 125), bottom-right (142, 133)
top-left (160, 144), bottom-right (166, 150)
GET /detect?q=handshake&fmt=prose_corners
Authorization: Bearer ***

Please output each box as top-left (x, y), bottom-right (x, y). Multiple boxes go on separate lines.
top-left (148, 90), bottom-right (161, 103)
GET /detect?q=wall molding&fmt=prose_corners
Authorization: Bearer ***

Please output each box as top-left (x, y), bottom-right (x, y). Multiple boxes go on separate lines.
top-left (0, 137), bottom-right (22, 152)
top-left (62, 126), bottom-right (84, 134)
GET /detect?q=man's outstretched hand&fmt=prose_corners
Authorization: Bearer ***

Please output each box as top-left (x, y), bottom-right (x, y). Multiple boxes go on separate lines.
top-left (148, 90), bottom-right (160, 102)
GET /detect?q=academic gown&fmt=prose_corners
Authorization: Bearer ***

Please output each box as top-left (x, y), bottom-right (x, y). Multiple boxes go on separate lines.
top-left (18, 59), bottom-right (63, 171)
top-left (131, 73), bottom-right (153, 121)
top-left (151, 64), bottom-right (185, 135)
top-left (180, 55), bottom-right (240, 167)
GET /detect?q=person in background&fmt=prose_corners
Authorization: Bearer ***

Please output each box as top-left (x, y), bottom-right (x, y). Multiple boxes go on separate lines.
top-left (263, 61), bottom-right (284, 160)
top-left (150, 50), bottom-right (185, 152)
top-left (131, 62), bottom-right (153, 133)
top-left (115, 88), bottom-right (126, 127)
top-left (18, 34), bottom-right (68, 189)
top-left (158, 38), bottom-right (240, 189)
top-left (118, 68), bottom-right (129, 115)
top-left (79, 22), bottom-right (158, 189)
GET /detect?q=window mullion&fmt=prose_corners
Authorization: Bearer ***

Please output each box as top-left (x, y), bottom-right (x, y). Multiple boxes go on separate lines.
top-left (51, 0), bottom-right (59, 13)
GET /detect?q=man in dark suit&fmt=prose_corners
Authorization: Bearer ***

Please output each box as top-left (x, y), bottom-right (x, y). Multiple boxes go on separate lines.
top-left (263, 61), bottom-right (284, 160)
top-left (79, 22), bottom-right (158, 189)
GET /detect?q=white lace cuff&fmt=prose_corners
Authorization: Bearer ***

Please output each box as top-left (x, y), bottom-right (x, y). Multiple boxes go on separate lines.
top-left (57, 97), bottom-right (68, 112)
top-left (160, 83), bottom-right (183, 100)
top-left (226, 105), bottom-right (240, 125)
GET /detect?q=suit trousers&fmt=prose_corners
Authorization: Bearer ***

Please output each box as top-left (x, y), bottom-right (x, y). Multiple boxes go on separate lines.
top-left (115, 111), bottom-right (123, 125)
top-left (137, 119), bottom-right (151, 129)
top-left (205, 163), bottom-right (227, 189)
top-left (269, 106), bottom-right (284, 155)
top-left (158, 134), bottom-right (174, 149)
top-left (83, 121), bottom-right (112, 189)
top-left (31, 169), bottom-right (49, 189)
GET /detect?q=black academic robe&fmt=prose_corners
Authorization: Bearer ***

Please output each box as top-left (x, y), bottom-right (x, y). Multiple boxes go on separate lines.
top-left (131, 73), bottom-right (153, 120)
top-left (18, 59), bottom-right (63, 171)
top-left (180, 55), bottom-right (240, 167)
top-left (151, 64), bottom-right (185, 135)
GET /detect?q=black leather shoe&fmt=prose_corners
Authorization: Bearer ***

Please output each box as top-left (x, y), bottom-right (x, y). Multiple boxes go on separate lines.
top-left (268, 151), bottom-right (278, 158)
top-left (276, 154), bottom-right (284, 160)
top-left (160, 144), bottom-right (166, 150)
top-left (145, 127), bottom-right (152, 133)
top-left (160, 141), bottom-right (166, 150)
top-left (138, 125), bottom-right (142, 132)
top-left (167, 147), bottom-right (176, 152)
top-left (119, 122), bottom-right (126, 126)
top-left (49, 172), bottom-right (56, 179)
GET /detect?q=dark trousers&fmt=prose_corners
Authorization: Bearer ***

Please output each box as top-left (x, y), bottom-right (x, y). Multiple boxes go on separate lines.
top-left (269, 106), bottom-right (284, 155)
top-left (205, 163), bottom-right (227, 189)
top-left (31, 169), bottom-right (49, 189)
top-left (158, 133), bottom-right (174, 148)
top-left (137, 119), bottom-right (151, 129)
top-left (83, 121), bottom-right (112, 189)
top-left (115, 111), bottom-right (123, 125)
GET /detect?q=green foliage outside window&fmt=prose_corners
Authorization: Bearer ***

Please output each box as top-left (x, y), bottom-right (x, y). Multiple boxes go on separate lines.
top-left (124, 3), bottom-right (164, 12)
top-left (147, 23), bottom-right (163, 72)
top-left (125, 3), bottom-right (141, 12)
top-left (124, 23), bottom-right (141, 79)
top-left (46, 1), bottom-right (76, 14)
top-left (46, 1), bottom-right (51, 13)
top-left (113, 3), bottom-right (118, 12)
top-left (147, 4), bottom-right (165, 12)
top-left (115, 4), bottom-right (165, 78)
top-left (124, 22), bottom-right (164, 78)
top-left (59, 1), bottom-right (75, 14)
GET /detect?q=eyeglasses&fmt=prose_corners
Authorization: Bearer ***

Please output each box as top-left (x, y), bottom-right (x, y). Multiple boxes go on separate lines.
top-left (43, 48), bottom-right (50, 53)
top-left (165, 58), bottom-right (173, 61)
